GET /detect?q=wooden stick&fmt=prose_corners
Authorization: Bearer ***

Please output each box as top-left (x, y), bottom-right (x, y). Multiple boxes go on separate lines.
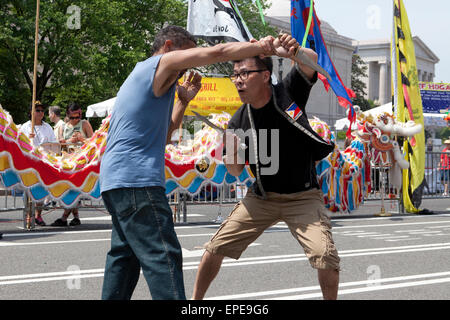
top-left (31, 0), bottom-right (41, 138)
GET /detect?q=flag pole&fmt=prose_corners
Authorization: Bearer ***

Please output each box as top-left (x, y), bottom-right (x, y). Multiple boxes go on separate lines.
top-left (302, 0), bottom-right (314, 47)
top-left (31, 0), bottom-right (41, 138)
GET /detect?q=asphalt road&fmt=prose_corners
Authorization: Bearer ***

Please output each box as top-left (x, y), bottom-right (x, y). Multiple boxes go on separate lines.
top-left (0, 198), bottom-right (449, 302)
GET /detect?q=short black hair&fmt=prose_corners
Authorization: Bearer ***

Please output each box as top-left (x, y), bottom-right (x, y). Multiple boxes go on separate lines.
top-left (151, 25), bottom-right (196, 55)
top-left (66, 102), bottom-right (82, 114)
top-left (233, 56), bottom-right (273, 75)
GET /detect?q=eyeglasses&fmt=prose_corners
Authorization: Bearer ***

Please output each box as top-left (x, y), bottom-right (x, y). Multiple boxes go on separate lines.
top-left (35, 109), bottom-right (45, 113)
top-left (69, 116), bottom-right (81, 120)
top-left (230, 69), bottom-right (268, 82)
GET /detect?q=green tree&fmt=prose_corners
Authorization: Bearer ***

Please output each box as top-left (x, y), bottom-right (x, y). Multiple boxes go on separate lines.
top-left (438, 127), bottom-right (450, 143)
top-left (0, 0), bottom-right (187, 124)
top-left (351, 54), bottom-right (378, 111)
top-left (0, 0), bottom-right (274, 126)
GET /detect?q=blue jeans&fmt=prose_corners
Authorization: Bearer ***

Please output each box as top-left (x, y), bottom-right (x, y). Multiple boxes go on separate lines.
top-left (101, 187), bottom-right (185, 300)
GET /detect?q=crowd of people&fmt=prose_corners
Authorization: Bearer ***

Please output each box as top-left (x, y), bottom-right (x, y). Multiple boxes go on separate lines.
top-left (19, 101), bottom-right (93, 227)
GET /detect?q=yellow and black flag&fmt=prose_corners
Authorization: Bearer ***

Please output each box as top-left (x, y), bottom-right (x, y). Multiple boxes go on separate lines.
top-left (391, 0), bottom-right (426, 213)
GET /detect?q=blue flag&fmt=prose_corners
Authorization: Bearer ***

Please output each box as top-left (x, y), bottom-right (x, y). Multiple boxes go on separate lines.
top-left (291, 0), bottom-right (356, 135)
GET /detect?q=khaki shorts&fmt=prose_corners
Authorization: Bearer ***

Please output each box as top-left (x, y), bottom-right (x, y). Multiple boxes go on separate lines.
top-left (205, 188), bottom-right (340, 270)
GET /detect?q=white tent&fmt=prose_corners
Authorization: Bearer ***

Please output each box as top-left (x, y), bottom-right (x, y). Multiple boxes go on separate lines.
top-left (334, 102), bottom-right (448, 130)
top-left (86, 97), bottom-right (116, 118)
top-left (334, 103), bottom-right (394, 130)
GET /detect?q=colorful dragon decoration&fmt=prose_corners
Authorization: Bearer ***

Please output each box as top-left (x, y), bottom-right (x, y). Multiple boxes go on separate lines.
top-left (0, 103), bottom-right (422, 213)
top-left (316, 105), bottom-right (422, 213)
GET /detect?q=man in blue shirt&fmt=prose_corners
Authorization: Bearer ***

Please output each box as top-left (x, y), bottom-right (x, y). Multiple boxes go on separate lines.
top-left (100, 25), bottom-right (284, 300)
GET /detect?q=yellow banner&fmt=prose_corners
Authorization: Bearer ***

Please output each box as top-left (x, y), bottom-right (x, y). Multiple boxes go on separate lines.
top-left (176, 77), bottom-right (242, 116)
top-left (392, 0), bottom-right (426, 213)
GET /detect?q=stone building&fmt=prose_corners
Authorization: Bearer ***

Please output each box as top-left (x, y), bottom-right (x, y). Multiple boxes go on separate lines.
top-left (265, 16), bottom-right (440, 127)
top-left (354, 37), bottom-right (440, 105)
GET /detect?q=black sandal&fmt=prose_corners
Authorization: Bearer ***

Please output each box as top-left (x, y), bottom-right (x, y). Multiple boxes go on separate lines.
top-left (51, 218), bottom-right (68, 227)
top-left (69, 218), bottom-right (81, 226)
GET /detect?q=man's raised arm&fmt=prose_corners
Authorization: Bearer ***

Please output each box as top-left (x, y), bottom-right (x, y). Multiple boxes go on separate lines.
top-left (153, 37), bottom-right (277, 97)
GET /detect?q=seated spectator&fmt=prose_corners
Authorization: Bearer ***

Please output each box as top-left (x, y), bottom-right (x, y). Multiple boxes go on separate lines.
top-left (49, 105), bottom-right (65, 141)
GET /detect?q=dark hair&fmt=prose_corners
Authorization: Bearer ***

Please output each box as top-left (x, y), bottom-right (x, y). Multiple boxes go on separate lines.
top-left (151, 25), bottom-right (196, 55)
top-left (29, 101), bottom-right (45, 119)
top-left (66, 102), bottom-right (82, 115)
top-left (233, 56), bottom-right (273, 76)
top-left (29, 101), bottom-right (45, 111)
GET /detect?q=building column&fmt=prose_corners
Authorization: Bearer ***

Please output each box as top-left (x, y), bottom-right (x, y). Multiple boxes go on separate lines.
top-left (428, 73), bottom-right (434, 82)
top-left (379, 61), bottom-right (388, 104)
top-left (422, 71), bottom-right (428, 82)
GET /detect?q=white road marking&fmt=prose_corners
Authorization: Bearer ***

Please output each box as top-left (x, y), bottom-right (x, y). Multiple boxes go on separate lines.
top-left (207, 271), bottom-right (450, 300)
top-left (271, 276), bottom-right (450, 300)
top-left (408, 231), bottom-right (444, 234)
top-left (329, 214), bottom-right (450, 222)
top-left (364, 235), bottom-right (412, 240)
top-left (78, 215), bottom-right (208, 221)
top-left (2, 243), bottom-right (450, 286)
top-left (5, 217), bottom-right (450, 239)
top-left (339, 231), bottom-right (367, 234)
top-left (79, 216), bottom-right (112, 221)
top-left (182, 243), bottom-right (261, 258)
top-left (0, 238), bottom-right (112, 247)
top-left (178, 233), bottom-right (216, 238)
top-left (0, 233), bottom-right (218, 247)
top-left (358, 234), bottom-right (393, 237)
top-left (182, 248), bottom-right (206, 258)
top-left (386, 238), bottom-right (422, 242)
top-left (334, 220), bottom-right (450, 230)
top-left (343, 232), bottom-right (380, 236)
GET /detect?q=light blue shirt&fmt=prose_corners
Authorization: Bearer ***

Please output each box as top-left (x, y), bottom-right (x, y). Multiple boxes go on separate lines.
top-left (100, 55), bottom-right (175, 193)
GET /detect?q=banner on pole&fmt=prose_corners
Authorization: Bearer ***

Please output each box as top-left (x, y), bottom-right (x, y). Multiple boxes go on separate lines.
top-left (187, 0), bottom-right (252, 44)
top-left (419, 82), bottom-right (450, 114)
top-left (176, 77), bottom-right (242, 116)
top-left (391, 0), bottom-right (426, 213)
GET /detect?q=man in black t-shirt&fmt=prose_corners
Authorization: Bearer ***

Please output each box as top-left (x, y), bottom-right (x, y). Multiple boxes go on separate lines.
top-left (192, 34), bottom-right (340, 300)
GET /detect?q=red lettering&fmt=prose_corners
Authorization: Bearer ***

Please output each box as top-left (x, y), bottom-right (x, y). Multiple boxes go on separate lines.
top-left (291, 8), bottom-right (298, 19)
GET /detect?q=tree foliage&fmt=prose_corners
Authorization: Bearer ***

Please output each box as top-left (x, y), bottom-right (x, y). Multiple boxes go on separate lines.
top-left (0, 0), bottom-right (275, 126)
top-left (0, 0), bottom-right (187, 124)
top-left (351, 54), bottom-right (378, 112)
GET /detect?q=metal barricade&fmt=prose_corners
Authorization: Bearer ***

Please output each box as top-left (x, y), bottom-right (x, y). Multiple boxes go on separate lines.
top-left (424, 151), bottom-right (448, 198)
top-left (0, 187), bottom-right (25, 213)
top-left (0, 186), bottom-right (35, 229)
top-left (168, 183), bottom-right (247, 223)
top-left (365, 151), bottom-right (449, 214)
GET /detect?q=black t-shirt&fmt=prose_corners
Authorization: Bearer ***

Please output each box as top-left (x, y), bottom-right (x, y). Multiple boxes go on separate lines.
top-left (227, 69), bottom-right (319, 194)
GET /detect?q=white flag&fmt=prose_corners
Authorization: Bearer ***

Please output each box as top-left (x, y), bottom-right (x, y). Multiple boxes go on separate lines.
top-left (187, 0), bottom-right (253, 44)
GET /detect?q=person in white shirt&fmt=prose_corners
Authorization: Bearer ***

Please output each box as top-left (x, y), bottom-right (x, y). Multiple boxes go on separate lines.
top-left (19, 102), bottom-right (58, 226)
top-left (20, 104), bottom-right (58, 148)
top-left (48, 106), bottom-right (66, 141)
